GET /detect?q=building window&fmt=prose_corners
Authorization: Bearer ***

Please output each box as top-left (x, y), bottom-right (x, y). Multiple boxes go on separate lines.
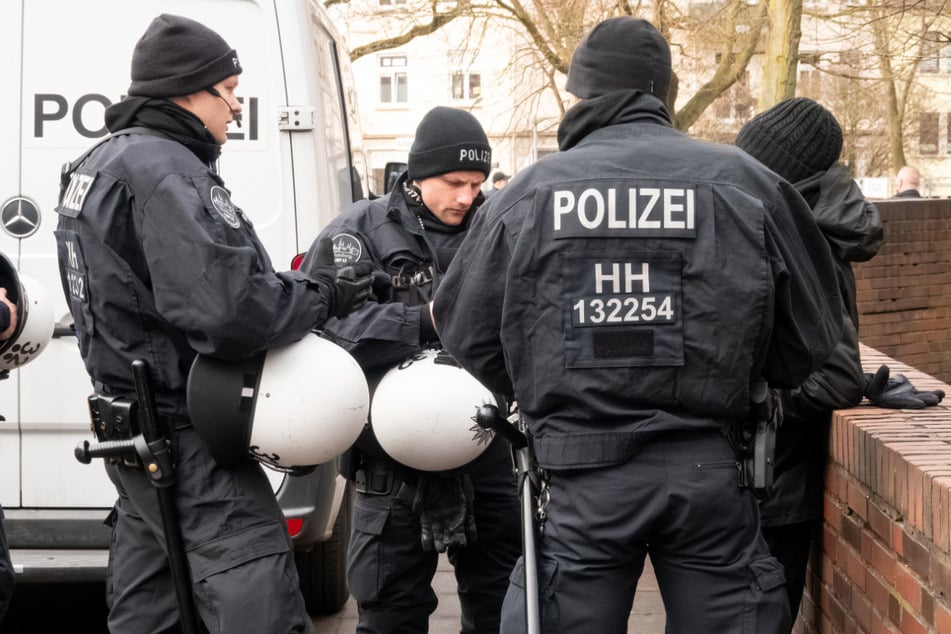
top-left (379, 55), bottom-right (408, 104)
top-left (451, 71), bottom-right (481, 100)
top-left (919, 112), bottom-right (939, 155)
top-left (448, 49), bottom-right (481, 101)
top-left (920, 31), bottom-right (951, 74)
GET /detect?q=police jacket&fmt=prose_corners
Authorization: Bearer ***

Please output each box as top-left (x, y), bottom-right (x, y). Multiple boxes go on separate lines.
top-left (300, 173), bottom-right (489, 465)
top-left (54, 99), bottom-right (338, 420)
top-left (761, 163), bottom-right (883, 526)
top-left (301, 172), bottom-right (478, 380)
top-left (433, 90), bottom-right (844, 470)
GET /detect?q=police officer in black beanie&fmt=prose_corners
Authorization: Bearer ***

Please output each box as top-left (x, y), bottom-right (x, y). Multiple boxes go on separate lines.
top-left (736, 97), bottom-right (884, 629)
top-left (433, 17), bottom-right (844, 633)
top-left (54, 13), bottom-right (371, 633)
top-left (300, 106), bottom-right (521, 634)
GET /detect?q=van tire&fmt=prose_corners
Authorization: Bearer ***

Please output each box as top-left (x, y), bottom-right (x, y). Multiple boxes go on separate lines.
top-left (296, 489), bottom-right (351, 615)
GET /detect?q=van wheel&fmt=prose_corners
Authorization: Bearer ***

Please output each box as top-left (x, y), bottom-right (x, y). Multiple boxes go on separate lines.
top-left (296, 489), bottom-right (351, 615)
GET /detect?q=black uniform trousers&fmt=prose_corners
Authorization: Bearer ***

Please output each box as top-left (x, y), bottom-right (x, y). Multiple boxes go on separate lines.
top-left (500, 430), bottom-right (791, 634)
top-left (104, 427), bottom-right (309, 634)
top-left (347, 438), bottom-right (521, 634)
top-left (0, 504), bottom-right (13, 623)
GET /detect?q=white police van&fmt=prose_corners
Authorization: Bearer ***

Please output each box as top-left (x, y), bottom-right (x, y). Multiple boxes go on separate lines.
top-left (0, 0), bottom-right (368, 614)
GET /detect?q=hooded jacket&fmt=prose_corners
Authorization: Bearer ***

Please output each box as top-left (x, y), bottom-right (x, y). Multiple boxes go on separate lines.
top-left (760, 163), bottom-right (883, 526)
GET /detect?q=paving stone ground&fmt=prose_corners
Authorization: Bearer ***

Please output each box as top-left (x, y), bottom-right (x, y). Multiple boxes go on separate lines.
top-left (312, 555), bottom-right (665, 633)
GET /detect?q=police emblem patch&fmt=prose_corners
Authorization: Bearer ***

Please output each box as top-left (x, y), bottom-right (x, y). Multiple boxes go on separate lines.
top-left (209, 186), bottom-right (241, 229)
top-left (332, 233), bottom-right (362, 265)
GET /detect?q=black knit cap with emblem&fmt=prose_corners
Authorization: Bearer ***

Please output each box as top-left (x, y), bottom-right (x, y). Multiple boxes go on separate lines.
top-left (128, 13), bottom-right (243, 98)
top-left (407, 107), bottom-right (492, 182)
top-left (735, 97), bottom-right (843, 185)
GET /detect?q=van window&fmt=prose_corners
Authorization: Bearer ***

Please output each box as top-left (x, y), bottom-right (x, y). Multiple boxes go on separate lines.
top-left (314, 26), bottom-right (356, 209)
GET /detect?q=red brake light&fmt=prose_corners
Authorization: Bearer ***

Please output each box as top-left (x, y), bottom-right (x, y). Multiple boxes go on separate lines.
top-left (290, 253), bottom-right (305, 271)
top-left (286, 517), bottom-right (304, 537)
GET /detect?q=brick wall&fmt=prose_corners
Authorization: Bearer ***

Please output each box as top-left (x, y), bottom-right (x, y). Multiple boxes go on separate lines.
top-left (853, 199), bottom-right (951, 384)
top-left (797, 345), bottom-right (951, 634)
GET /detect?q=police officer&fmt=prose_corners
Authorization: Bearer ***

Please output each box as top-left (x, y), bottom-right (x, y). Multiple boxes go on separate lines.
top-left (300, 106), bottom-right (521, 634)
top-left (735, 98), bottom-right (884, 625)
top-left (0, 286), bottom-right (15, 624)
top-left (54, 14), bottom-right (371, 633)
top-left (432, 18), bottom-right (844, 634)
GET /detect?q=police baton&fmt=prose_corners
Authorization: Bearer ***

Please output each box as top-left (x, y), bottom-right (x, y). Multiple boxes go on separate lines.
top-left (475, 403), bottom-right (541, 634)
top-left (75, 360), bottom-right (201, 634)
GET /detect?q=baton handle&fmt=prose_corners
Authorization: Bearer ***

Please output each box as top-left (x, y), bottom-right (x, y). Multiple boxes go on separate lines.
top-left (132, 359), bottom-right (161, 442)
top-left (475, 403), bottom-right (527, 449)
top-left (75, 438), bottom-right (136, 464)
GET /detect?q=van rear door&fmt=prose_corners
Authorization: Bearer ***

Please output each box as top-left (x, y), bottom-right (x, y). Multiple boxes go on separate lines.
top-left (0, 1), bottom-right (24, 508)
top-left (4, 0), bottom-right (298, 510)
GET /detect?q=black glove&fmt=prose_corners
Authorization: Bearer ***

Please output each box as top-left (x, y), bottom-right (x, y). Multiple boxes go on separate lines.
top-left (863, 364), bottom-right (945, 409)
top-left (332, 263), bottom-right (374, 318)
top-left (412, 474), bottom-right (477, 553)
top-left (307, 236), bottom-right (374, 318)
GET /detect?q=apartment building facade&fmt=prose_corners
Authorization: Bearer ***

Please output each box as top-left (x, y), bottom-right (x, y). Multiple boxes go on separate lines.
top-left (328, 0), bottom-right (951, 197)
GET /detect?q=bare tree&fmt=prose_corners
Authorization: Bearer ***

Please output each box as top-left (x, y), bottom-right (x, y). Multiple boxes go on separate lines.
top-left (329, 0), bottom-right (769, 132)
top-left (758, 0), bottom-right (804, 109)
top-left (816, 1), bottom-right (949, 172)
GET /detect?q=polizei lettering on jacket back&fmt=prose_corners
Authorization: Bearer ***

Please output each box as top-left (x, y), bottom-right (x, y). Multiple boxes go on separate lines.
top-left (552, 184), bottom-right (696, 238)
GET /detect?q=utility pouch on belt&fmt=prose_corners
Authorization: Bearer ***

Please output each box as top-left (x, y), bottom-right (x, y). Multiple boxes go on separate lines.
top-left (735, 379), bottom-right (781, 498)
top-left (88, 394), bottom-right (137, 443)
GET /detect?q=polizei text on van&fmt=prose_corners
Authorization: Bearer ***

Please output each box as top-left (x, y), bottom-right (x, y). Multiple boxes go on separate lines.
top-left (34, 93), bottom-right (259, 141)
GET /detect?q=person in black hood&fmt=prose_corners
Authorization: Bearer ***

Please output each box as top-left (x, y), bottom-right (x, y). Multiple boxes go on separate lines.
top-left (736, 97), bottom-right (884, 628)
top-left (433, 17), bottom-right (844, 634)
top-left (54, 14), bottom-right (371, 633)
top-left (299, 106), bottom-right (521, 634)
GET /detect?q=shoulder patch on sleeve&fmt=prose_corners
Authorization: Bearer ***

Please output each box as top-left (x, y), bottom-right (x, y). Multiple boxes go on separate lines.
top-left (209, 185), bottom-right (241, 229)
top-left (332, 233), bottom-right (363, 265)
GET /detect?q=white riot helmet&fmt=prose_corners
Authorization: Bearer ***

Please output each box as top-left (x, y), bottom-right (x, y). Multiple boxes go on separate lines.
top-left (0, 254), bottom-right (55, 372)
top-left (187, 333), bottom-right (369, 473)
top-left (370, 349), bottom-right (497, 471)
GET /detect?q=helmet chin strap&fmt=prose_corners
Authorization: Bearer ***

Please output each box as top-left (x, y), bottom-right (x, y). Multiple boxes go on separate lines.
top-left (206, 87), bottom-right (242, 128)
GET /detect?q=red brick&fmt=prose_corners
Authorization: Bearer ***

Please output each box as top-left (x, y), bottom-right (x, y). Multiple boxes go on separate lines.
top-left (868, 504), bottom-right (893, 547)
top-left (850, 587), bottom-right (873, 632)
top-left (902, 530), bottom-right (932, 583)
top-left (900, 605), bottom-right (929, 634)
top-left (896, 562), bottom-right (923, 611)
top-left (864, 528), bottom-right (897, 583)
top-left (934, 599), bottom-right (951, 633)
top-left (848, 479), bottom-right (869, 520)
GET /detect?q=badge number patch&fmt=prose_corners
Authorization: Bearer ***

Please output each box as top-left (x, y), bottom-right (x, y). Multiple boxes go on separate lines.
top-left (209, 186), bottom-right (241, 229)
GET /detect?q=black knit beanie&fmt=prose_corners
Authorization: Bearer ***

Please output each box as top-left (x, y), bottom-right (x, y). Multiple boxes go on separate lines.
top-left (565, 17), bottom-right (671, 102)
top-left (408, 107), bottom-right (492, 181)
top-left (735, 97), bottom-right (843, 184)
top-left (128, 14), bottom-right (242, 98)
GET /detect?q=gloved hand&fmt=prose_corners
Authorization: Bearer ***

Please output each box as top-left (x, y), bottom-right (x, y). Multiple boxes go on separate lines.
top-left (864, 364), bottom-right (945, 409)
top-left (332, 263), bottom-right (374, 318)
top-left (412, 474), bottom-right (477, 553)
top-left (306, 236), bottom-right (374, 318)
